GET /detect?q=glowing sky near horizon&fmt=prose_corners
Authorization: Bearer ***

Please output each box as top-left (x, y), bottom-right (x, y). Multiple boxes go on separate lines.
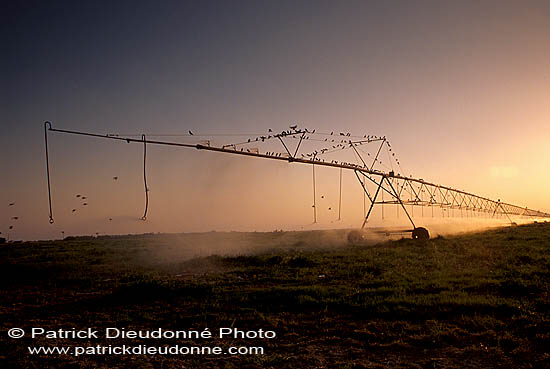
top-left (1, 0), bottom-right (549, 240)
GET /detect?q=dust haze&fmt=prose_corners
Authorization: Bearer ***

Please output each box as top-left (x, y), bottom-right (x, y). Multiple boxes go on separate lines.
top-left (113, 216), bottom-right (545, 270)
top-left (132, 229), bottom-right (350, 267)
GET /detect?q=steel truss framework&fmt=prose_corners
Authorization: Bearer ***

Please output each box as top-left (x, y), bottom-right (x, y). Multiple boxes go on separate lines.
top-left (354, 171), bottom-right (547, 229)
top-left (43, 122), bottom-right (550, 237)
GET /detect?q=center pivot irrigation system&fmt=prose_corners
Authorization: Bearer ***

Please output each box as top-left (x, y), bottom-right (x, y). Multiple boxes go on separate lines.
top-left (44, 121), bottom-right (549, 242)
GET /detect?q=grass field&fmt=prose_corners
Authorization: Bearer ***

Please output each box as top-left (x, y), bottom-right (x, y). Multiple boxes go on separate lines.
top-left (0, 223), bottom-right (548, 368)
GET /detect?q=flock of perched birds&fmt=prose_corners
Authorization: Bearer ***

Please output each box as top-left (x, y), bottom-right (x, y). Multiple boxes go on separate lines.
top-left (108, 125), bottom-right (403, 173)
top-left (218, 124), bottom-right (404, 175)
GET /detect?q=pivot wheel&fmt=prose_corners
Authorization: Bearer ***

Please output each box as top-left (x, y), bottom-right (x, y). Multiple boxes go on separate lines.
top-left (347, 230), bottom-right (365, 244)
top-left (412, 227), bottom-right (430, 240)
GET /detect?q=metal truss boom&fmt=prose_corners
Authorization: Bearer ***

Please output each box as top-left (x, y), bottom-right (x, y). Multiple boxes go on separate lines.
top-left (43, 123), bottom-right (550, 226)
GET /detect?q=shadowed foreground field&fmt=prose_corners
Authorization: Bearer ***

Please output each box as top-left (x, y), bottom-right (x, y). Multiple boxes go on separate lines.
top-left (0, 223), bottom-right (548, 368)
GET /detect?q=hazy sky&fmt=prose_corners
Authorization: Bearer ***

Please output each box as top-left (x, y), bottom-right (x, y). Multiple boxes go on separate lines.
top-left (2, 0), bottom-right (549, 240)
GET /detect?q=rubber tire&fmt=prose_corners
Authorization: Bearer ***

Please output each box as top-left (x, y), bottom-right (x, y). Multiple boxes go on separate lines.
top-left (347, 230), bottom-right (365, 244)
top-left (412, 227), bottom-right (430, 240)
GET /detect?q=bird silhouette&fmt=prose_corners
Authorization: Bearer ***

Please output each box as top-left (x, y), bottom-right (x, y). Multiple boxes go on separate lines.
top-left (72, 209), bottom-right (77, 212)
top-left (81, 197), bottom-right (87, 200)
top-left (76, 194), bottom-right (81, 198)
top-left (83, 203), bottom-right (88, 206)
top-left (268, 128), bottom-right (273, 132)
top-left (8, 203), bottom-right (15, 206)
top-left (11, 216), bottom-right (18, 220)
top-left (290, 124), bottom-right (298, 130)
top-left (9, 226), bottom-right (13, 229)
top-left (188, 130), bottom-right (194, 135)
top-left (109, 218), bottom-right (113, 221)
top-left (113, 176), bottom-right (118, 180)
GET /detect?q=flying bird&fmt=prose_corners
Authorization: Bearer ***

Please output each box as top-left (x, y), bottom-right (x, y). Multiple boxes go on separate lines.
top-left (81, 197), bottom-right (87, 200)
top-left (83, 203), bottom-right (88, 206)
top-left (72, 209), bottom-right (77, 212)
top-left (109, 218), bottom-right (113, 221)
top-left (113, 176), bottom-right (118, 180)
top-left (188, 130), bottom-right (194, 135)
top-left (76, 194), bottom-right (81, 198)
top-left (9, 226), bottom-right (13, 229)
top-left (8, 203), bottom-right (15, 206)
top-left (290, 124), bottom-right (298, 130)
top-left (11, 216), bottom-right (18, 220)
